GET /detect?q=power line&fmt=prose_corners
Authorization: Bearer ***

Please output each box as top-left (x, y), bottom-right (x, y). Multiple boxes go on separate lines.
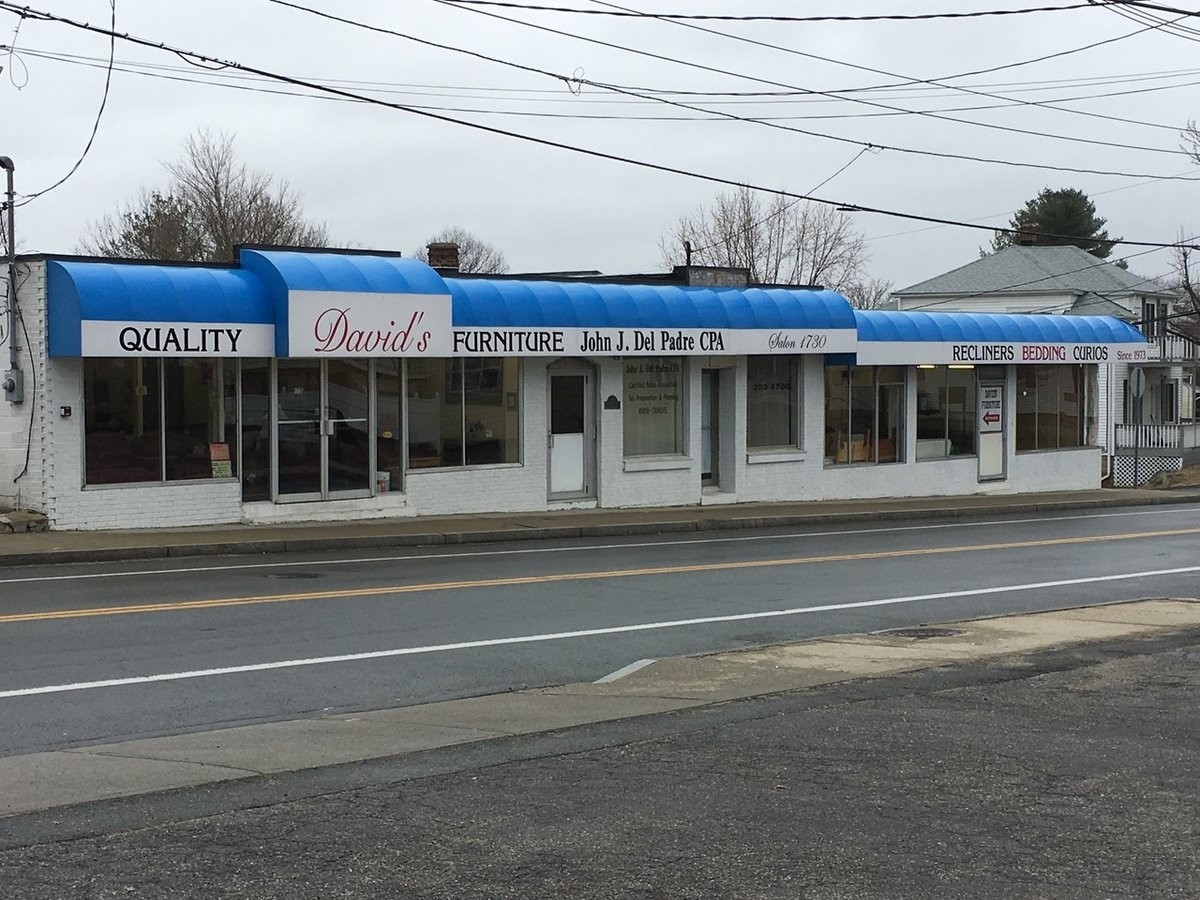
top-left (18, 42), bottom-right (1200, 116)
top-left (3, 0), bottom-right (1197, 254)
top-left (16, 0), bottom-right (115, 205)
top-left (430, 0), bottom-right (1193, 161)
top-left (580, 0), bottom-right (1186, 136)
top-left (436, 1), bottom-right (1125, 22)
top-left (902, 240), bottom-right (1193, 311)
top-left (255, 0), bottom-right (1199, 179)
top-left (690, 147), bottom-right (875, 256)
top-left (21, 44), bottom-right (1200, 129)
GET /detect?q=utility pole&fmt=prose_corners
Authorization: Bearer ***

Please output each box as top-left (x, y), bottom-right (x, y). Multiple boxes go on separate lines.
top-left (0, 156), bottom-right (21, 404)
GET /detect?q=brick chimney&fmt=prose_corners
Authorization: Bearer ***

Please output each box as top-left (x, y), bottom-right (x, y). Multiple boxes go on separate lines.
top-left (426, 242), bottom-right (460, 272)
top-left (1016, 224), bottom-right (1039, 246)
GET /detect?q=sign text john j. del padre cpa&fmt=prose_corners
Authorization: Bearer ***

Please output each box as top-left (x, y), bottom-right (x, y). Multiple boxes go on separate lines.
top-left (286, 290), bottom-right (453, 357)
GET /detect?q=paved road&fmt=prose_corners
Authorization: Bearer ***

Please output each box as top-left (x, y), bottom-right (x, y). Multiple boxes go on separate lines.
top-left (4, 503), bottom-right (1200, 756)
top-left (2, 628), bottom-right (1197, 899)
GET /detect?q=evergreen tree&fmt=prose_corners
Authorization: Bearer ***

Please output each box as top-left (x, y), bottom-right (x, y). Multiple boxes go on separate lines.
top-left (989, 187), bottom-right (1119, 258)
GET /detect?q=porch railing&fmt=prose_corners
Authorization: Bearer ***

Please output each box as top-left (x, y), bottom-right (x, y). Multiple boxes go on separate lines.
top-left (1114, 423), bottom-right (1200, 450)
top-left (1151, 334), bottom-right (1200, 362)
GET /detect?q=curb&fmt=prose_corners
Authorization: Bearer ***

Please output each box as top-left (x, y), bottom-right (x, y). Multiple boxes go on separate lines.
top-left (1, 491), bottom-right (1197, 567)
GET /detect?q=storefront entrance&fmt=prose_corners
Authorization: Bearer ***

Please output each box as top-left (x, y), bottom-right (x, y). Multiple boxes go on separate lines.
top-left (547, 363), bottom-right (595, 500)
top-left (276, 359), bottom-right (373, 500)
top-left (701, 368), bottom-right (721, 486)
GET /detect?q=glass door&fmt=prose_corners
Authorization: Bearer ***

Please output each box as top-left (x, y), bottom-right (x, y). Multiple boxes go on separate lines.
top-left (326, 359), bottom-right (372, 496)
top-left (274, 360), bottom-right (373, 500)
top-left (276, 360), bottom-right (323, 499)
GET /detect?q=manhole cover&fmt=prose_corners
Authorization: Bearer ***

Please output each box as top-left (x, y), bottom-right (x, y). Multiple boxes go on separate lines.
top-left (266, 572), bottom-right (323, 580)
top-left (877, 626), bottom-right (964, 640)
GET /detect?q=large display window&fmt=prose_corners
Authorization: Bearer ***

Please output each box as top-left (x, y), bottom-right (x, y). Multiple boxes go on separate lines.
top-left (915, 366), bottom-right (977, 459)
top-left (746, 356), bottom-right (800, 450)
top-left (623, 358), bottom-right (685, 457)
top-left (406, 358), bottom-right (521, 469)
top-left (824, 365), bottom-right (905, 465)
top-left (84, 358), bottom-right (233, 486)
top-left (1016, 365), bottom-right (1097, 451)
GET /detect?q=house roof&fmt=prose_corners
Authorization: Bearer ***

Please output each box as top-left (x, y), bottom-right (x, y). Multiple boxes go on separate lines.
top-left (894, 245), bottom-right (1175, 299)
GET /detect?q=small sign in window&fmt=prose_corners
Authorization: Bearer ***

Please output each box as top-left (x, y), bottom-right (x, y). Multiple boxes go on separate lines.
top-left (209, 442), bottom-right (233, 478)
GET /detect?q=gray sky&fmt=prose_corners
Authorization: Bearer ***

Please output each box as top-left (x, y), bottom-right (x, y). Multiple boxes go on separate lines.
top-left (3, 0), bottom-right (1197, 290)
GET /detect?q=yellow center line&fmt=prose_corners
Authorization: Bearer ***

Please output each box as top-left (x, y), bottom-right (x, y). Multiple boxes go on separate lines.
top-left (5, 526), bottom-right (1200, 625)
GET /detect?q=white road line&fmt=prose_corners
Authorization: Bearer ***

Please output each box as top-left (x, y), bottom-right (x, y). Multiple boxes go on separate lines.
top-left (3, 564), bottom-right (1199, 700)
top-left (594, 658), bottom-right (658, 684)
top-left (3, 505), bottom-right (1198, 585)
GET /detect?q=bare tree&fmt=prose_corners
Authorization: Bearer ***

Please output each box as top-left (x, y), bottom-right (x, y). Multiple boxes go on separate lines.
top-left (81, 189), bottom-right (206, 260)
top-left (1183, 120), bottom-right (1200, 164)
top-left (80, 130), bottom-right (329, 261)
top-left (659, 186), bottom-right (871, 290)
top-left (414, 226), bottom-right (509, 274)
top-left (841, 276), bottom-right (894, 310)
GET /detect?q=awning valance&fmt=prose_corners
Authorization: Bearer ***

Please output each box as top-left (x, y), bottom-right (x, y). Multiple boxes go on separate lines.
top-left (47, 260), bottom-right (275, 357)
top-left (445, 278), bottom-right (858, 356)
top-left (854, 309), bottom-right (1152, 365)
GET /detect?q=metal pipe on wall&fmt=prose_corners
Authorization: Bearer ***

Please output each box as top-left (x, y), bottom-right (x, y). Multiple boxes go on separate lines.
top-left (0, 155), bottom-right (21, 404)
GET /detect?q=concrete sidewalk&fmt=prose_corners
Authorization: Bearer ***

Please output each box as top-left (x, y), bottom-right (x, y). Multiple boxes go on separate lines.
top-left (2, 487), bottom-right (1199, 567)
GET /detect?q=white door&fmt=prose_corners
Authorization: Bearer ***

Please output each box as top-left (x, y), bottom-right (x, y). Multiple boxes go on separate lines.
top-left (549, 372), bottom-right (593, 497)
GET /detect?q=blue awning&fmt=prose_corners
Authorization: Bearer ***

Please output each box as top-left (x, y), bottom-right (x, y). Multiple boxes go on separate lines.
top-left (446, 278), bottom-right (857, 331)
top-left (854, 309), bottom-right (1149, 364)
top-left (239, 249), bottom-right (452, 357)
top-left (47, 260), bottom-right (275, 357)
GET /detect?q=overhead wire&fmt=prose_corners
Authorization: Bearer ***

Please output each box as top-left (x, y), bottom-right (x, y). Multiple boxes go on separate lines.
top-left (429, 0), bottom-right (1192, 159)
top-left (436, 1), bottom-right (1127, 22)
top-left (689, 146), bottom-right (876, 257)
top-left (16, 0), bottom-right (115, 205)
top-left (2, 0), bottom-right (1196, 255)
top-left (902, 238), bottom-right (1196, 311)
top-left (579, 0), bottom-right (1187, 135)
top-left (15, 42), bottom-right (1200, 116)
top-left (252, 0), bottom-right (1200, 181)
top-left (19, 43), bottom-right (1200, 126)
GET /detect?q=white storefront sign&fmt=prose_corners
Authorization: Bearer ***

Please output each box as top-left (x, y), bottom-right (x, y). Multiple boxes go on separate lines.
top-left (287, 291), bottom-right (454, 357)
top-left (80, 320), bottom-right (275, 357)
top-left (451, 327), bottom-right (854, 357)
top-left (856, 341), bottom-right (1146, 366)
top-left (979, 385), bottom-right (1004, 433)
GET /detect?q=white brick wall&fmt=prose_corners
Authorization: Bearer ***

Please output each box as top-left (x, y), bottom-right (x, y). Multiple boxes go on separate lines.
top-left (8, 264), bottom-right (1103, 530)
top-left (0, 260), bottom-right (48, 513)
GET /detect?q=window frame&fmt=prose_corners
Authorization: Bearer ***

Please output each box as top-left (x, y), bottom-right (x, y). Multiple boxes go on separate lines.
top-left (622, 357), bottom-right (688, 458)
top-left (824, 364), bottom-right (906, 466)
top-left (915, 365), bottom-right (978, 460)
top-left (1015, 363), bottom-right (1097, 452)
top-left (746, 355), bottom-right (802, 452)
top-left (83, 357), bottom-right (237, 487)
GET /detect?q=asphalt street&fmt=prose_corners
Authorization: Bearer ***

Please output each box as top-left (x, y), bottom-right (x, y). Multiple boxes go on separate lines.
top-left (1, 627), bottom-right (1197, 899)
top-left (4, 503), bottom-right (1200, 756)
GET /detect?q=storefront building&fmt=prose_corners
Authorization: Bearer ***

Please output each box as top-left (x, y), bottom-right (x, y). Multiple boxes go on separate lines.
top-left (0, 249), bottom-right (1148, 530)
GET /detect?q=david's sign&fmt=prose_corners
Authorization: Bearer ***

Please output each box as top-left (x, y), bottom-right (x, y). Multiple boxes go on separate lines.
top-left (287, 290), bottom-right (453, 357)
